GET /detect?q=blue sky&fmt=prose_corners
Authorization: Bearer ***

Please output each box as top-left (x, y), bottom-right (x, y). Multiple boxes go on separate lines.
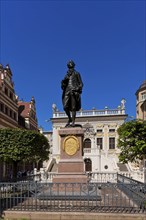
top-left (0, 0), bottom-right (145, 130)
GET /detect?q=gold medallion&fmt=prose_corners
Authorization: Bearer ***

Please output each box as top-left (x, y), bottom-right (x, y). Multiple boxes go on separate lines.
top-left (63, 135), bottom-right (80, 156)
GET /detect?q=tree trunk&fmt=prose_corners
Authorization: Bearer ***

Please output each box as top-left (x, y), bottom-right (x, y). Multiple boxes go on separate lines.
top-left (12, 161), bottom-right (18, 181)
top-left (2, 161), bottom-right (6, 179)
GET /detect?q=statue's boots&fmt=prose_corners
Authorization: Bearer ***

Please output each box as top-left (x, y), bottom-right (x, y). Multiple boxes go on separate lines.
top-left (65, 118), bottom-right (72, 127)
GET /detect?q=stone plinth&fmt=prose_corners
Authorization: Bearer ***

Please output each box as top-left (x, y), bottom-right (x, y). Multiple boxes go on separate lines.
top-left (53, 127), bottom-right (88, 183)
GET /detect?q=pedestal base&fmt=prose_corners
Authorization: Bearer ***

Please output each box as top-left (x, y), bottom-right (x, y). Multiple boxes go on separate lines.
top-left (53, 127), bottom-right (87, 184)
top-left (53, 173), bottom-right (88, 183)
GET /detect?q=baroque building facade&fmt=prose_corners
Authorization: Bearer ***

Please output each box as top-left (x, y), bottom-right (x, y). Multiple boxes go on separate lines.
top-left (18, 97), bottom-right (38, 130)
top-left (43, 99), bottom-right (128, 173)
top-left (0, 64), bottom-right (38, 130)
top-left (0, 64), bottom-right (18, 128)
top-left (0, 64), bottom-right (38, 180)
top-left (135, 80), bottom-right (146, 120)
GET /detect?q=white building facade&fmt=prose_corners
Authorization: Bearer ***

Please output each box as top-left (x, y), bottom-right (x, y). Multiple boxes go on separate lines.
top-left (45, 99), bottom-right (128, 173)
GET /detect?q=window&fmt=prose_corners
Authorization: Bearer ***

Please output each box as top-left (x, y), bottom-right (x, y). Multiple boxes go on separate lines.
top-left (10, 92), bottom-right (13, 100)
top-left (13, 112), bottom-right (17, 121)
top-left (97, 138), bottom-right (103, 149)
top-left (141, 92), bottom-right (146, 101)
top-left (5, 106), bottom-right (8, 115)
top-left (10, 109), bottom-right (12, 117)
top-left (84, 138), bottom-right (91, 149)
top-left (5, 87), bottom-right (8, 96)
top-left (97, 129), bottom-right (102, 133)
top-left (109, 129), bottom-right (115, 132)
top-left (109, 137), bottom-right (115, 149)
top-left (84, 158), bottom-right (92, 172)
top-left (0, 103), bottom-right (4, 112)
top-left (104, 165), bottom-right (108, 170)
top-left (31, 112), bottom-right (36, 120)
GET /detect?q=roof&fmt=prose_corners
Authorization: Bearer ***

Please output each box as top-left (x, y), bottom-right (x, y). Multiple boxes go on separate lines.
top-left (136, 80), bottom-right (146, 95)
top-left (139, 80), bottom-right (146, 90)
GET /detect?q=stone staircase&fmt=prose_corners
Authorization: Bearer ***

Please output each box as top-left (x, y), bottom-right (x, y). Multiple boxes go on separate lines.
top-left (117, 163), bottom-right (128, 171)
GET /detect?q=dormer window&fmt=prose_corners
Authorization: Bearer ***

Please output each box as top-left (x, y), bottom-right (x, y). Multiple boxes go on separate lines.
top-left (141, 92), bottom-right (146, 101)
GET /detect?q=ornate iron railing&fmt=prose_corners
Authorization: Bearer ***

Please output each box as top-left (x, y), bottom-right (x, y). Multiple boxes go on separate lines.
top-left (117, 174), bottom-right (146, 211)
top-left (0, 180), bottom-right (145, 214)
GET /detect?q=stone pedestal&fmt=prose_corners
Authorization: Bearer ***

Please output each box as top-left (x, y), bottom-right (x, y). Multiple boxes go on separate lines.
top-left (53, 127), bottom-right (87, 183)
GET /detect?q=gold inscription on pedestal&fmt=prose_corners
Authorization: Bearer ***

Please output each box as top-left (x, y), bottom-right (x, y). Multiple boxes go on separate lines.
top-left (63, 136), bottom-right (80, 156)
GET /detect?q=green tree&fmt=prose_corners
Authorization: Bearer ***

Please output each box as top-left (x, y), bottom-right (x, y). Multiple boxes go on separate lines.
top-left (117, 120), bottom-right (146, 163)
top-left (0, 128), bottom-right (50, 179)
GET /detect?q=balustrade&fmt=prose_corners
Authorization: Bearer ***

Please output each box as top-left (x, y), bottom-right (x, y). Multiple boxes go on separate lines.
top-left (53, 108), bottom-right (124, 118)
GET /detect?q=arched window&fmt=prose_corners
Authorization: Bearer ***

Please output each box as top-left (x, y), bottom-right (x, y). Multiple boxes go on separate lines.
top-left (84, 158), bottom-right (92, 172)
top-left (84, 138), bottom-right (91, 149)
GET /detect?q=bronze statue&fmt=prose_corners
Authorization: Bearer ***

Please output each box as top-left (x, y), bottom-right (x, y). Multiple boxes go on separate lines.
top-left (61, 60), bottom-right (83, 127)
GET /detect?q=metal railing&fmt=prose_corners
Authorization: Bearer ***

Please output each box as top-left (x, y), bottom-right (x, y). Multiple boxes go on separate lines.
top-left (117, 174), bottom-right (146, 207)
top-left (0, 173), bottom-right (41, 183)
top-left (0, 180), bottom-right (145, 214)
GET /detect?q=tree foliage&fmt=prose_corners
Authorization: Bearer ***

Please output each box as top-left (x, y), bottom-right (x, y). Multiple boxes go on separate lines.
top-left (117, 120), bottom-right (146, 163)
top-left (0, 128), bottom-right (50, 164)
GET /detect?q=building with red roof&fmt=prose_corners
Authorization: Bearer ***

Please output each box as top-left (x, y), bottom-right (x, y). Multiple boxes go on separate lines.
top-left (0, 64), bottom-right (39, 180)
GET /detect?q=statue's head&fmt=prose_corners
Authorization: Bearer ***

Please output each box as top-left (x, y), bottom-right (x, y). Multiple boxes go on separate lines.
top-left (67, 60), bottom-right (75, 69)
